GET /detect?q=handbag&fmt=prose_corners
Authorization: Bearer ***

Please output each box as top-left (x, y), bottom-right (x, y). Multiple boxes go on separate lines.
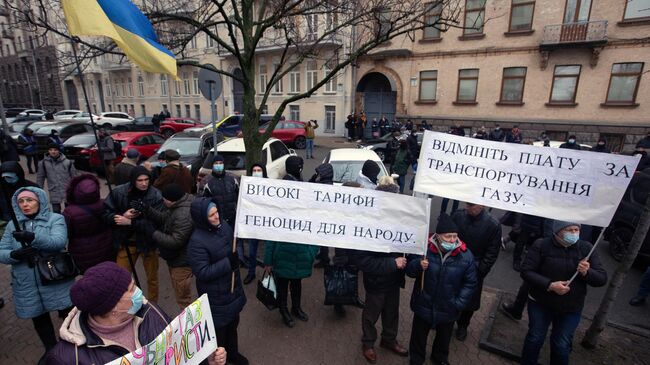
top-left (36, 252), bottom-right (79, 286)
top-left (256, 272), bottom-right (278, 310)
top-left (323, 265), bottom-right (359, 306)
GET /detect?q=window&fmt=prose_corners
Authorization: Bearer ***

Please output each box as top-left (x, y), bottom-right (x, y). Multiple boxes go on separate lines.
top-left (175, 104), bottom-right (181, 117)
top-left (190, 36), bottom-right (197, 49)
top-left (109, 104), bottom-right (113, 111)
top-left (183, 72), bottom-right (191, 95)
top-left (289, 69), bottom-right (301, 93)
top-left (174, 78), bottom-right (181, 96)
top-left (259, 64), bottom-right (267, 93)
top-left (624, 0), bottom-right (650, 20)
top-left (306, 13), bottom-right (318, 41)
top-left (121, 80), bottom-right (126, 97)
top-left (500, 67), bottom-right (527, 103)
top-left (194, 104), bottom-right (201, 120)
top-left (193, 71), bottom-right (200, 95)
top-left (509, 0), bottom-right (535, 32)
top-left (160, 75), bottom-right (168, 96)
top-left (306, 60), bottom-right (318, 91)
top-left (324, 61), bottom-right (336, 93)
top-left (375, 8), bottom-right (392, 40)
top-left (105, 79), bottom-right (111, 97)
top-left (423, 3), bottom-right (442, 39)
top-left (463, 0), bottom-right (486, 35)
top-left (289, 105), bottom-right (300, 120)
top-left (549, 65), bottom-right (581, 104)
top-left (127, 78), bottom-right (133, 97)
top-left (273, 64), bottom-right (283, 93)
top-left (115, 80), bottom-right (121, 97)
top-left (419, 70), bottom-right (438, 101)
top-left (140, 104), bottom-right (146, 117)
top-left (325, 105), bottom-right (336, 133)
top-left (137, 76), bottom-right (144, 96)
top-left (185, 104), bottom-right (191, 117)
top-left (325, 8), bottom-right (337, 31)
top-left (270, 141), bottom-right (290, 161)
top-left (118, 105), bottom-right (122, 112)
top-left (605, 63), bottom-right (643, 104)
top-left (89, 81), bottom-right (95, 98)
top-left (456, 69), bottom-right (479, 102)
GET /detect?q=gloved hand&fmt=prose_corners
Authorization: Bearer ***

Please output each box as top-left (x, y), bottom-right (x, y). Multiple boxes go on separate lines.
top-left (135, 219), bottom-right (156, 237)
top-left (228, 251), bottom-right (240, 271)
top-left (129, 199), bottom-right (148, 213)
top-left (12, 231), bottom-right (35, 245)
top-left (10, 246), bottom-right (38, 262)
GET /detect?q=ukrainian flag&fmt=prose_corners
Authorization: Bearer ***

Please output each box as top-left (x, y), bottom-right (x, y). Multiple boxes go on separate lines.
top-left (62, 0), bottom-right (177, 78)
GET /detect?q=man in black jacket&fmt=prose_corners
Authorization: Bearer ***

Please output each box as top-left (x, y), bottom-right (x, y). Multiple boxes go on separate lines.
top-left (451, 203), bottom-right (501, 341)
top-left (520, 220), bottom-right (607, 365)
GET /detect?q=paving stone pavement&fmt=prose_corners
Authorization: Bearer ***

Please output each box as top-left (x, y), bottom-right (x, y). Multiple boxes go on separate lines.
top-left (0, 251), bottom-right (516, 365)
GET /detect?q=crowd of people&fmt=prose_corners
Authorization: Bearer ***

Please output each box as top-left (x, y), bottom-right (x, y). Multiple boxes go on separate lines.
top-left (0, 121), bottom-right (649, 365)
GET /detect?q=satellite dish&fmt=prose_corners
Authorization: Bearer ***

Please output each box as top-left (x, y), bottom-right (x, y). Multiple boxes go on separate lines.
top-left (198, 65), bottom-right (223, 101)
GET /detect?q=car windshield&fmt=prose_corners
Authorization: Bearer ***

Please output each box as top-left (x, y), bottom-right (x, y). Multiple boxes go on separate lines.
top-left (64, 134), bottom-right (96, 145)
top-left (35, 125), bottom-right (62, 134)
top-left (221, 152), bottom-right (246, 170)
top-left (330, 160), bottom-right (386, 183)
top-left (157, 138), bottom-right (202, 156)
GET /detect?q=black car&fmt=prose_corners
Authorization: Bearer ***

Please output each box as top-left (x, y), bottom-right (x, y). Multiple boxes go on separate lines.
top-left (113, 116), bottom-right (155, 132)
top-left (62, 132), bottom-right (99, 170)
top-left (3, 107), bottom-right (27, 119)
top-left (33, 121), bottom-right (94, 155)
top-left (145, 130), bottom-right (222, 180)
top-left (605, 167), bottom-right (650, 263)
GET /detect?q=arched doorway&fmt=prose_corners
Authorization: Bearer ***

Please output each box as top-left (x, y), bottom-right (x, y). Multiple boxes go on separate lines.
top-left (65, 80), bottom-right (79, 109)
top-left (356, 72), bottom-right (396, 138)
top-left (232, 68), bottom-right (244, 114)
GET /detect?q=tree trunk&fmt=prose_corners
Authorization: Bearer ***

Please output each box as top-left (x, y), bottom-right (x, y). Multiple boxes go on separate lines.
top-left (581, 194), bottom-right (650, 348)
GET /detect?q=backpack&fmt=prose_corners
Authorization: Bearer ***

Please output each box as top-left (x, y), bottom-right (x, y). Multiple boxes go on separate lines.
top-left (113, 140), bottom-right (123, 157)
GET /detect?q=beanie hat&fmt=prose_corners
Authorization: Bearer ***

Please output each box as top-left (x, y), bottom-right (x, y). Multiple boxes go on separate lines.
top-left (157, 151), bottom-right (166, 161)
top-left (70, 262), bottom-right (132, 315)
top-left (126, 149), bottom-right (140, 159)
top-left (17, 190), bottom-right (39, 201)
top-left (436, 213), bottom-right (458, 234)
top-left (164, 149), bottom-right (181, 162)
top-left (552, 220), bottom-right (581, 234)
top-left (162, 183), bottom-right (184, 202)
top-left (361, 160), bottom-right (380, 184)
top-left (47, 143), bottom-right (60, 150)
top-left (212, 154), bottom-right (225, 164)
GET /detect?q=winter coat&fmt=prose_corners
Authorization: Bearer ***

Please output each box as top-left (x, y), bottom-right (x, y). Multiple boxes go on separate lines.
top-left (559, 142), bottom-right (581, 150)
top-left (392, 148), bottom-right (410, 175)
top-left (0, 162), bottom-right (39, 222)
top-left (521, 236), bottom-right (607, 313)
top-left (37, 154), bottom-right (77, 204)
top-left (355, 251), bottom-right (405, 293)
top-left (113, 158), bottom-right (137, 186)
top-left (264, 240), bottom-right (318, 280)
top-left (18, 133), bottom-right (37, 154)
top-left (202, 173), bottom-right (239, 224)
top-left (488, 129), bottom-right (505, 142)
top-left (187, 197), bottom-right (246, 329)
top-left (592, 144), bottom-right (611, 153)
top-left (43, 303), bottom-right (170, 365)
top-left (406, 238), bottom-right (477, 326)
top-left (0, 131), bottom-right (19, 162)
top-left (0, 187), bottom-right (73, 319)
top-left (98, 135), bottom-right (116, 161)
top-left (153, 162), bottom-right (193, 194)
top-left (147, 193), bottom-right (194, 267)
top-left (62, 175), bottom-right (114, 273)
top-left (505, 132), bottom-right (522, 144)
top-left (407, 134), bottom-right (419, 160)
top-left (308, 163), bottom-right (333, 184)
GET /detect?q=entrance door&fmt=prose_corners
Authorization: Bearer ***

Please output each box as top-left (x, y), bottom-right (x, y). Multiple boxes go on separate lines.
top-left (363, 91), bottom-right (396, 137)
top-left (65, 80), bottom-right (79, 109)
top-left (561, 0), bottom-right (591, 42)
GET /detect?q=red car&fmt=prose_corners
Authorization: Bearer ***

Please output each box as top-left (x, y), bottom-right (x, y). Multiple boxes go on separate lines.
top-left (259, 120), bottom-right (308, 149)
top-left (159, 117), bottom-right (206, 138)
top-left (89, 132), bottom-right (165, 170)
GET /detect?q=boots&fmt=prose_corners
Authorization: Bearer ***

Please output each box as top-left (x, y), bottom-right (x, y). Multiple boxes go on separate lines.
top-left (279, 307), bottom-right (295, 328)
top-left (291, 307), bottom-right (309, 322)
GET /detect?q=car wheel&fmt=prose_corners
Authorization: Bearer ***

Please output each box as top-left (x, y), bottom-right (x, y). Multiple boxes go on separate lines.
top-left (162, 129), bottom-right (174, 139)
top-left (294, 136), bottom-right (306, 149)
top-left (102, 123), bottom-right (112, 129)
top-left (375, 149), bottom-right (386, 162)
top-left (609, 226), bottom-right (634, 261)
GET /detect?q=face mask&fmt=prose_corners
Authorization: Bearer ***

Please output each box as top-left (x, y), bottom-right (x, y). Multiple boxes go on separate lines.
top-left (568, 139), bottom-right (576, 144)
top-left (213, 164), bottom-right (224, 173)
top-left (440, 240), bottom-right (459, 252)
top-left (252, 171), bottom-right (264, 178)
top-left (562, 232), bottom-right (579, 245)
top-left (127, 287), bottom-right (144, 315)
top-left (2, 173), bottom-right (19, 184)
top-left (159, 162), bottom-right (167, 168)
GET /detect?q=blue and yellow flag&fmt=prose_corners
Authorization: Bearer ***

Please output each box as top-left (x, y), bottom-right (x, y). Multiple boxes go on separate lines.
top-left (62, 0), bottom-right (177, 78)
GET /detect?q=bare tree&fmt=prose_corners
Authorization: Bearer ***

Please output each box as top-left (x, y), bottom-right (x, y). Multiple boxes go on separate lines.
top-left (11, 0), bottom-right (466, 166)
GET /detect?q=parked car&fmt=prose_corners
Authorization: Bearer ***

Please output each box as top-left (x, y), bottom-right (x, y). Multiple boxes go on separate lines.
top-left (70, 112), bottom-right (135, 129)
top-left (357, 131), bottom-right (423, 162)
top-left (127, 116), bottom-right (156, 131)
top-left (8, 120), bottom-right (46, 152)
top-left (323, 148), bottom-right (389, 185)
top-left (3, 107), bottom-right (27, 123)
top-left (605, 166), bottom-right (650, 263)
top-left (196, 114), bottom-right (274, 138)
top-left (145, 130), bottom-right (222, 179)
top-left (259, 120), bottom-right (308, 149)
top-left (33, 121), bottom-right (94, 155)
top-left (53, 109), bottom-right (83, 120)
top-left (14, 121), bottom-right (58, 152)
top-left (159, 117), bottom-right (207, 138)
top-left (9, 114), bottom-right (45, 124)
top-left (89, 131), bottom-right (165, 171)
top-left (17, 109), bottom-right (46, 118)
top-left (62, 132), bottom-right (102, 171)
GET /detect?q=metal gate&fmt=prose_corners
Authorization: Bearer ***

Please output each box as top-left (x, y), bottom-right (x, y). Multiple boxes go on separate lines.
top-left (363, 91), bottom-right (396, 138)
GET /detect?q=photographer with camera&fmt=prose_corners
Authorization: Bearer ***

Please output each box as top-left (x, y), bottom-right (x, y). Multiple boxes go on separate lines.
top-left (102, 166), bottom-right (164, 302)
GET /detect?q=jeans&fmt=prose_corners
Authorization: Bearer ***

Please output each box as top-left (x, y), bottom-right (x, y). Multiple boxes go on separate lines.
top-left (306, 138), bottom-right (314, 159)
top-left (408, 315), bottom-right (454, 365)
top-left (397, 174), bottom-right (406, 194)
top-left (637, 266), bottom-right (650, 298)
top-left (440, 198), bottom-right (459, 215)
top-left (116, 246), bottom-right (159, 302)
top-left (247, 239), bottom-right (259, 277)
top-left (521, 299), bottom-right (581, 365)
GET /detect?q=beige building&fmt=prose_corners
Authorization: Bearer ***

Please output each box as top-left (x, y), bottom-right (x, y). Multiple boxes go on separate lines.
top-left (355, 0), bottom-right (650, 151)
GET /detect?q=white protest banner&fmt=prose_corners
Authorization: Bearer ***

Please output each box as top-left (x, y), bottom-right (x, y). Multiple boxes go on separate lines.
top-left (413, 131), bottom-right (640, 227)
top-left (236, 176), bottom-right (431, 255)
top-left (105, 294), bottom-right (217, 365)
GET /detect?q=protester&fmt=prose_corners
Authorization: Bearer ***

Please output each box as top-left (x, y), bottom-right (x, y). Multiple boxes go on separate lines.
top-left (407, 214), bottom-right (477, 365)
top-left (44, 261), bottom-right (227, 365)
top-left (379, 116), bottom-right (389, 136)
top-left (37, 144), bottom-right (77, 213)
top-left (62, 174), bottom-right (115, 273)
top-left (140, 183), bottom-right (194, 309)
top-left (103, 166), bottom-right (164, 302)
top-left (284, 155), bottom-right (304, 182)
top-left (357, 160), bottom-right (380, 189)
top-left (304, 120), bottom-right (318, 159)
top-left (376, 175), bottom-right (400, 193)
top-left (160, 106), bottom-right (171, 120)
top-left (391, 140), bottom-right (411, 194)
top-left (0, 128), bottom-right (19, 162)
top-left (114, 148), bottom-right (140, 186)
top-left (346, 114), bottom-right (356, 141)
top-left (0, 161), bottom-right (39, 223)
top-left (450, 123), bottom-right (465, 137)
top-left (505, 125), bottom-right (523, 144)
top-left (0, 187), bottom-right (73, 353)
top-left (357, 112), bottom-right (367, 142)
top-left (474, 126), bottom-right (488, 140)
top-left (635, 131), bottom-right (650, 151)
top-left (559, 135), bottom-right (581, 150)
top-left (592, 137), bottom-right (611, 153)
top-left (97, 128), bottom-right (117, 183)
top-left (243, 163), bottom-right (267, 284)
top-left (520, 220), bottom-right (607, 365)
top-left (386, 130), bottom-right (401, 164)
top-left (630, 266), bottom-right (650, 306)
top-left (152, 149), bottom-right (193, 193)
top-left (48, 130), bottom-right (63, 151)
top-left (371, 118), bottom-right (379, 138)
top-left (19, 127), bottom-right (38, 174)
top-left (451, 203), bottom-right (501, 341)
top-left (151, 113), bottom-right (160, 133)
top-left (488, 124), bottom-right (505, 142)
top-left (145, 151), bottom-right (166, 186)
top-left (310, 163), bottom-right (335, 268)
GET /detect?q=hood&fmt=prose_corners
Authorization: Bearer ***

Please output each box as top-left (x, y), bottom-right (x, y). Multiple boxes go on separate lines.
top-left (190, 197), bottom-right (216, 231)
top-left (250, 162), bottom-right (268, 178)
top-left (285, 156), bottom-right (304, 181)
top-left (12, 186), bottom-right (51, 222)
top-left (362, 160), bottom-right (380, 184)
top-left (0, 161), bottom-right (26, 181)
top-left (66, 174), bottom-right (100, 205)
top-left (312, 163), bottom-right (333, 184)
top-left (171, 193), bottom-right (194, 209)
top-left (43, 153), bottom-right (69, 163)
top-left (129, 166), bottom-right (151, 188)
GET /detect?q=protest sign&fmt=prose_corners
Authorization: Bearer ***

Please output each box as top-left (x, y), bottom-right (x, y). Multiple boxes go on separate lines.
top-left (106, 294), bottom-right (217, 365)
top-left (236, 176), bottom-right (431, 255)
top-left (413, 131), bottom-right (640, 226)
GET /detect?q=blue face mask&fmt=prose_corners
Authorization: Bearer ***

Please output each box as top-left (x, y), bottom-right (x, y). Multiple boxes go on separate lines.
top-left (213, 164), bottom-right (224, 173)
top-left (440, 241), bottom-right (459, 252)
top-left (127, 287), bottom-right (144, 315)
top-left (159, 162), bottom-right (167, 168)
top-left (562, 232), bottom-right (579, 245)
top-left (252, 171), bottom-right (264, 178)
top-left (2, 173), bottom-right (19, 184)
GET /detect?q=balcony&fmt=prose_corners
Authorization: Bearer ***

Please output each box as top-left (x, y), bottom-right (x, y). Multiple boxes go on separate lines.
top-left (540, 20), bottom-right (608, 50)
top-left (2, 28), bottom-right (14, 39)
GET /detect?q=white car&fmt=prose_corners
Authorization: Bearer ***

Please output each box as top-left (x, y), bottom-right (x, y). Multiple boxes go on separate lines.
top-left (70, 112), bottom-right (134, 129)
top-left (17, 109), bottom-right (46, 118)
top-left (323, 148), bottom-right (390, 185)
top-left (53, 109), bottom-right (83, 120)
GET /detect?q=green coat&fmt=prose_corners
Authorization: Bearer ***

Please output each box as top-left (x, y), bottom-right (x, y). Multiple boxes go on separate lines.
top-left (392, 149), bottom-right (410, 175)
top-left (264, 241), bottom-right (318, 279)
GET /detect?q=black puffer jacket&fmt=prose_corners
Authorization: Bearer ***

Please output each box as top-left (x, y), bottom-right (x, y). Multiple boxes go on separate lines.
top-left (309, 163), bottom-right (333, 184)
top-left (284, 156), bottom-right (304, 181)
top-left (187, 197), bottom-right (246, 328)
top-left (0, 162), bottom-right (38, 222)
top-left (451, 209), bottom-right (501, 278)
top-left (354, 251), bottom-right (405, 293)
top-left (146, 193), bottom-right (194, 267)
top-left (521, 236), bottom-right (607, 313)
top-left (202, 173), bottom-right (239, 224)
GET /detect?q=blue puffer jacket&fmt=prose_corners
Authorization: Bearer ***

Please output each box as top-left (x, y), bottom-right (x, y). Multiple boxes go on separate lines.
top-left (187, 197), bottom-right (246, 329)
top-left (406, 237), bottom-right (477, 326)
top-left (0, 187), bottom-right (73, 319)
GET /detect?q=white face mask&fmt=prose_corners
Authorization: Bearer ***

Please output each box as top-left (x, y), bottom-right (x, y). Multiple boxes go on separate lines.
top-left (252, 171), bottom-right (264, 178)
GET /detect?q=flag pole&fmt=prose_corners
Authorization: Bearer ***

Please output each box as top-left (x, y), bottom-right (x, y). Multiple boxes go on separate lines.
top-left (69, 38), bottom-right (140, 288)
